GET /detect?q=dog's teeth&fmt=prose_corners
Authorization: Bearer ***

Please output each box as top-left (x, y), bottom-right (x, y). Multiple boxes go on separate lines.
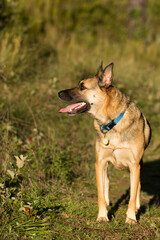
top-left (69, 102), bottom-right (86, 112)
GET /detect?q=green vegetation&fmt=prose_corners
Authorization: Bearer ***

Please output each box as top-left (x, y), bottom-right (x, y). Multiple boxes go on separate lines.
top-left (0, 0), bottom-right (160, 239)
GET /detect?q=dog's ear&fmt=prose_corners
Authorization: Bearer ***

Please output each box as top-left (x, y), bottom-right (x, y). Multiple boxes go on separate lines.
top-left (98, 62), bottom-right (114, 87)
top-left (96, 61), bottom-right (103, 78)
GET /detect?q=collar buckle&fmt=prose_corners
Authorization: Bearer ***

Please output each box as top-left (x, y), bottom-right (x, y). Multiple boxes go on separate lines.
top-left (101, 112), bottom-right (125, 132)
top-left (101, 120), bottom-right (116, 131)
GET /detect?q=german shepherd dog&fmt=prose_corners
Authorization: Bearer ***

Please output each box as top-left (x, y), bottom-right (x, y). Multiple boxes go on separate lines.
top-left (58, 62), bottom-right (151, 224)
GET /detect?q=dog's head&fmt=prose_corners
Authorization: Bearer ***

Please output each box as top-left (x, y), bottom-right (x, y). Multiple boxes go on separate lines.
top-left (58, 62), bottom-right (114, 116)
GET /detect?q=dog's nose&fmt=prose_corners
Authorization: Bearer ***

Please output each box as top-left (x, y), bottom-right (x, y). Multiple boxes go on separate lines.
top-left (58, 90), bottom-right (73, 101)
top-left (58, 90), bottom-right (64, 99)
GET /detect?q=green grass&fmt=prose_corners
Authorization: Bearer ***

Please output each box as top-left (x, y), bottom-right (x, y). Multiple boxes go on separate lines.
top-left (0, 1), bottom-right (160, 239)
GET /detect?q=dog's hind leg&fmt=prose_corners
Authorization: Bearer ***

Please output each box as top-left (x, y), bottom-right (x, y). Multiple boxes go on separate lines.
top-left (136, 181), bottom-right (141, 211)
top-left (104, 163), bottom-right (109, 206)
top-left (136, 158), bottom-right (143, 211)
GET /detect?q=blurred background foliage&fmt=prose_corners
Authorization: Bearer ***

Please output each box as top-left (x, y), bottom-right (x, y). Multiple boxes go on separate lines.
top-left (1, 0), bottom-right (160, 85)
top-left (1, 0), bottom-right (160, 41)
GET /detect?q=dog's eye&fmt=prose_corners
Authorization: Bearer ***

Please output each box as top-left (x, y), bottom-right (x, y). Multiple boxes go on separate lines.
top-left (79, 82), bottom-right (86, 91)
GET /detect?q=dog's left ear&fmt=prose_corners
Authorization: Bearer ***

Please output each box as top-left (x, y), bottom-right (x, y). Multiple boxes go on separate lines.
top-left (96, 61), bottom-right (103, 78)
top-left (98, 62), bottom-right (114, 88)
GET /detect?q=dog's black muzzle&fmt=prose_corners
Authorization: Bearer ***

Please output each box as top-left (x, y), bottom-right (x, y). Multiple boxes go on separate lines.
top-left (58, 89), bottom-right (73, 101)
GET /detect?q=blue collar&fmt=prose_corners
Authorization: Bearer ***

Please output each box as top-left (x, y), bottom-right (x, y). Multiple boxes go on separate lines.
top-left (101, 112), bottom-right (125, 131)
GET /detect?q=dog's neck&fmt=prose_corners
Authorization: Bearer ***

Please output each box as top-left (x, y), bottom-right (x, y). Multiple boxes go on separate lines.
top-left (94, 88), bottom-right (122, 120)
top-left (91, 87), bottom-right (129, 128)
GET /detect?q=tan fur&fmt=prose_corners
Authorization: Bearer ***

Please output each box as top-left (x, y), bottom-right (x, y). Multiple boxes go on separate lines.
top-left (58, 63), bottom-right (151, 224)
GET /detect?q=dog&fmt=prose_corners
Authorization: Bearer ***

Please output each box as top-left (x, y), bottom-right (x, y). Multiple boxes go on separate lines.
top-left (58, 62), bottom-right (151, 224)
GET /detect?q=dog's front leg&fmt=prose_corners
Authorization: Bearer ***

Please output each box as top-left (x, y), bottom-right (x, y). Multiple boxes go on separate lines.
top-left (126, 164), bottom-right (140, 224)
top-left (95, 141), bottom-right (112, 222)
top-left (95, 160), bottom-right (109, 222)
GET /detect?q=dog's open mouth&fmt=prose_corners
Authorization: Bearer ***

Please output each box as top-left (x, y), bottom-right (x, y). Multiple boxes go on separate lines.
top-left (59, 102), bottom-right (88, 114)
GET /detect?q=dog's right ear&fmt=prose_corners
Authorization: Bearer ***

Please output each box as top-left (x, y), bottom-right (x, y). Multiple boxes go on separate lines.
top-left (96, 61), bottom-right (103, 78)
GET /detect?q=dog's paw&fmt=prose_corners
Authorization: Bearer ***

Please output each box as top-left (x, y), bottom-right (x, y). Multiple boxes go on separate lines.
top-left (125, 217), bottom-right (137, 225)
top-left (97, 217), bottom-right (109, 223)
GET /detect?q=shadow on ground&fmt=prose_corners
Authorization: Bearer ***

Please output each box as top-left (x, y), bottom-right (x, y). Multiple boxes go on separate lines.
top-left (108, 159), bottom-right (160, 220)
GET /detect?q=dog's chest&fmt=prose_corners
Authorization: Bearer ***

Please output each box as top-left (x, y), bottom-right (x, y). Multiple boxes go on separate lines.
top-left (110, 151), bottom-right (130, 170)
top-left (99, 133), bottom-right (135, 170)
top-left (102, 131), bottom-right (122, 147)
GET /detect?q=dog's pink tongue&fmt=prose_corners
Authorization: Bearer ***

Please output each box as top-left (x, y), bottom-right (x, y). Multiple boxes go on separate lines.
top-left (59, 103), bottom-right (82, 113)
